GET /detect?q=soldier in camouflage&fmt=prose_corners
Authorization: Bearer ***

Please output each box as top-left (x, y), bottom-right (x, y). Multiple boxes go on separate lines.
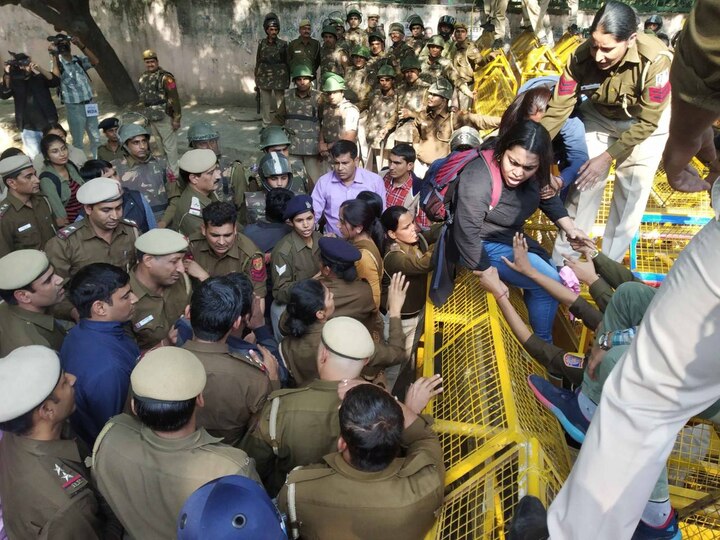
top-left (366, 32), bottom-right (389, 80)
top-left (345, 45), bottom-right (373, 111)
top-left (333, 18), bottom-right (351, 53)
top-left (386, 23), bottom-right (415, 77)
top-left (345, 9), bottom-right (366, 49)
top-left (112, 123), bottom-right (176, 227)
top-left (365, 65), bottom-right (399, 172)
top-left (420, 36), bottom-right (475, 103)
top-left (137, 49), bottom-right (181, 176)
top-left (255, 13), bottom-right (290, 127)
top-left (288, 19), bottom-right (321, 76)
top-left (384, 55), bottom-right (430, 144)
top-left (406, 15), bottom-right (428, 57)
top-left (187, 120), bottom-right (247, 214)
top-left (319, 26), bottom-right (348, 79)
top-left (274, 65), bottom-right (325, 190)
top-left (319, 75), bottom-right (360, 162)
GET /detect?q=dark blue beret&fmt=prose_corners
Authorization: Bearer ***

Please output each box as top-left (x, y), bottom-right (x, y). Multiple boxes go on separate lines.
top-left (98, 117), bottom-right (120, 131)
top-left (319, 236), bottom-right (361, 263)
top-left (283, 194), bottom-right (314, 221)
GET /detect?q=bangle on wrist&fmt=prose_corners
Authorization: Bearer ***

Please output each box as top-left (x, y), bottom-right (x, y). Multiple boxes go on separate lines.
top-left (493, 290), bottom-right (509, 301)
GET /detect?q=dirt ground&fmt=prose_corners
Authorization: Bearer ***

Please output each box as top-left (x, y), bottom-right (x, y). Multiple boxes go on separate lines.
top-left (0, 95), bottom-right (268, 170)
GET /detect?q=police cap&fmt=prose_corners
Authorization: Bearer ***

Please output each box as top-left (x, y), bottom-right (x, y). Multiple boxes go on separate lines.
top-left (0, 250), bottom-right (49, 291)
top-left (179, 149), bottom-right (217, 174)
top-left (143, 49), bottom-right (158, 60)
top-left (0, 346), bottom-right (62, 422)
top-left (0, 154), bottom-right (33, 180)
top-left (131, 347), bottom-right (206, 402)
top-left (321, 316), bottom-right (375, 360)
top-left (135, 229), bottom-right (189, 256)
top-left (455, 22), bottom-right (468, 31)
top-left (283, 194), bottom-right (313, 221)
top-left (76, 177), bottom-right (123, 205)
top-left (98, 117), bottom-right (120, 131)
top-left (299, 18), bottom-right (312, 28)
top-left (319, 236), bottom-right (361, 264)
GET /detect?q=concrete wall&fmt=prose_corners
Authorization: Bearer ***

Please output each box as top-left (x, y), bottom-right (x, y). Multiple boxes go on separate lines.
top-left (0, 1), bottom-right (688, 106)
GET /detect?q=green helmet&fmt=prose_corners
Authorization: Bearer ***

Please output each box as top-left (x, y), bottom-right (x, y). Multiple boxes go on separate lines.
top-left (291, 64), bottom-right (315, 80)
top-left (351, 45), bottom-right (371, 59)
top-left (118, 123), bottom-right (150, 145)
top-left (346, 9), bottom-right (362, 22)
top-left (321, 25), bottom-right (338, 38)
top-left (368, 32), bottom-right (384, 45)
top-left (259, 151), bottom-right (292, 190)
top-left (187, 121), bottom-right (219, 144)
top-left (322, 74), bottom-right (346, 92)
top-left (450, 126), bottom-right (482, 151)
top-left (401, 55), bottom-right (421, 72)
top-left (258, 126), bottom-right (291, 150)
top-left (408, 14), bottom-right (424, 29)
top-left (428, 35), bottom-right (446, 48)
top-left (429, 78), bottom-right (453, 100)
top-left (377, 65), bottom-right (396, 79)
top-left (389, 22), bottom-right (405, 35)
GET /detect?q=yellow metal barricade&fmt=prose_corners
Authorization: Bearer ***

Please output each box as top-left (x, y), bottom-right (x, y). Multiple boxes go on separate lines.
top-left (553, 32), bottom-right (584, 66)
top-left (518, 46), bottom-right (564, 87)
top-left (473, 52), bottom-right (518, 118)
top-left (647, 158), bottom-right (714, 217)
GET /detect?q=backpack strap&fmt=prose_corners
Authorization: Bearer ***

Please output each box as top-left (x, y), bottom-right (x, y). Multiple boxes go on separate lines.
top-left (40, 170), bottom-right (63, 198)
top-left (480, 148), bottom-right (502, 210)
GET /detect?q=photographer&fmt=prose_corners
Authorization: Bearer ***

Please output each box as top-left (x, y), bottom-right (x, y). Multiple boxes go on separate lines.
top-left (0, 52), bottom-right (59, 158)
top-left (48, 34), bottom-right (100, 159)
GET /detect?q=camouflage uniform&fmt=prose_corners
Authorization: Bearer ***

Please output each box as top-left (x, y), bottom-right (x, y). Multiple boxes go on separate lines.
top-left (255, 38), bottom-right (290, 126)
top-left (320, 45), bottom-right (347, 78)
top-left (366, 90), bottom-right (399, 149)
top-left (346, 28), bottom-right (367, 49)
top-left (386, 42), bottom-right (415, 76)
top-left (366, 54), bottom-right (392, 87)
top-left (385, 78), bottom-right (430, 143)
top-left (344, 66), bottom-right (373, 111)
top-left (244, 169), bottom-right (308, 225)
top-left (137, 67), bottom-right (181, 174)
top-left (215, 155), bottom-right (248, 211)
top-left (112, 154), bottom-right (175, 223)
top-left (288, 37), bottom-right (321, 74)
top-left (406, 36), bottom-right (428, 57)
top-left (320, 99), bottom-right (360, 148)
top-left (451, 40), bottom-right (487, 109)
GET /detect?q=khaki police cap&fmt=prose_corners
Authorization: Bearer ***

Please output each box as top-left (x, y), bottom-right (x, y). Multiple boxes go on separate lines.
top-left (321, 316), bottom-right (375, 360)
top-left (454, 22), bottom-right (468, 31)
top-left (179, 149), bottom-right (217, 174)
top-left (76, 177), bottom-right (123, 205)
top-left (0, 154), bottom-right (33, 180)
top-left (131, 347), bottom-right (206, 401)
top-left (0, 249), bottom-right (49, 290)
top-left (0, 346), bottom-right (62, 422)
top-left (143, 49), bottom-right (158, 60)
top-left (135, 229), bottom-right (189, 256)
top-left (299, 18), bottom-right (312, 28)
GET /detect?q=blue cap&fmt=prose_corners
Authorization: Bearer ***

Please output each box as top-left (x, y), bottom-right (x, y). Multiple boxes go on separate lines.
top-left (98, 117), bottom-right (120, 131)
top-left (177, 475), bottom-right (287, 540)
top-left (319, 236), bottom-right (361, 264)
top-left (283, 194), bottom-right (314, 221)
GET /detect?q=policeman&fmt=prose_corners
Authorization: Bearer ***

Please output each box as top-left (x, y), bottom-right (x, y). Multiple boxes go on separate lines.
top-left (319, 74), bottom-right (360, 160)
top-left (97, 116), bottom-right (123, 162)
top-left (177, 475), bottom-right (288, 540)
top-left (451, 23), bottom-right (487, 110)
top-left (366, 65), bottom-right (399, 172)
top-left (255, 13), bottom-right (290, 127)
top-left (406, 15), bottom-right (427, 56)
top-left (345, 9), bottom-right (365, 48)
top-left (278, 382), bottom-right (444, 540)
top-left (420, 36), bottom-right (474, 104)
top-left (384, 55), bottom-right (430, 144)
top-left (288, 18), bottom-right (321, 75)
top-left (486, 1), bottom-right (509, 49)
top-left (319, 25), bottom-right (348, 79)
top-left (386, 22), bottom-right (414, 75)
top-left (91, 347), bottom-right (260, 539)
top-left (171, 149), bottom-right (220, 236)
top-left (644, 14), bottom-right (663, 35)
top-left (129, 228), bottom-right (191, 350)
top-left (45, 177), bottom-right (138, 281)
top-left (0, 346), bottom-right (113, 539)
top-left (137, 49), bottom-right (181, 175)
top-left (317, 236), bottom-right (376, 332)
top-left (113, 123), bottom-right (175, 226)
top-left (181, 277), bottom-right (277, 446)
top-left (187, 120), bottom-right (247, 210)
top-left (0, 250), bottom-right (67, 355)
top-left (345, 45), bottom-right (373, 111)
top-left (242, 316), bottom-right (374, 496)
top-left (540, 1), bottom-right (673, 263)
top-left (0, 154), bottom-right (56, 257)
top-left (185, 201), bottom-right (267, 298)
top-left (274, 64), bottom-right (324, 189)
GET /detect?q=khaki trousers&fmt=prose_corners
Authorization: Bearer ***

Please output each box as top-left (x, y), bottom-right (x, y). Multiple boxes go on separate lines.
top-left (547, 183), bottom-right (720, 539)
top-left (149, 114), bottom-right (179, 176)
top-left (260, 89), bottom-right (283, 127)
top-left (489, 0), bottom-right (510, 41)
top-left (552, 102), bottom-right (670, 264)
top-left (521, 0), bottom-right (551, 43)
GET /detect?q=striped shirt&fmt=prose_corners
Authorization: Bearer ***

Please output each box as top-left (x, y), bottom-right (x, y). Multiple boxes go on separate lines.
top-left (58, 55), bottom-right (93, 104)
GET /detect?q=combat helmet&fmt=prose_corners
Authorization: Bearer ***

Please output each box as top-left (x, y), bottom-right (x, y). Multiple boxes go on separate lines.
top-left (428, 78), bottom-right (453, 100)
top-left (450, 126), bottom-right (482, 151)
top-left (118, 123), bottom-right (150, 146)
top-left (259, 126), bottom-right (291, 151)
top-left (291, 64), bottom-right (315, 80)
top-left (258, 151), bottom-right (292, 191)
top-left (187, 121), bottom-right (219, 144)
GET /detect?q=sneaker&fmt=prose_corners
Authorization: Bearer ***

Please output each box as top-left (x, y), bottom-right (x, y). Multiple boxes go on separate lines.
top-left (508, 495), bottom-right (549, 540)
top-left (632, 511), bottom-right (682, 540)
top-left (527, 375), bottom-right (590, 444)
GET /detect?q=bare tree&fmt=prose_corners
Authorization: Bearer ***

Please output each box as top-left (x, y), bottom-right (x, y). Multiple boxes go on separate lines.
top-left (1, 0), bottom-right (138, 105)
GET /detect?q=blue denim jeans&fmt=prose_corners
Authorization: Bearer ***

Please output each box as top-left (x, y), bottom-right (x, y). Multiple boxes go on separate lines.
top-left (65, 102), bottom-right (100, 158)
top-left (21, 129), bottom-right (42, 158)
top-left (484, 241), bottom-right (560, 342)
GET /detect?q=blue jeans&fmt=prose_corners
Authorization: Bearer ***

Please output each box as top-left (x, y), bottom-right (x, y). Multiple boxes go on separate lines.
top-left (484, 241), bottom-right (560, 342)
top-left (21, 129), bottom-right (42, 158)
top-left (66, 102), bottom-right (100, 158)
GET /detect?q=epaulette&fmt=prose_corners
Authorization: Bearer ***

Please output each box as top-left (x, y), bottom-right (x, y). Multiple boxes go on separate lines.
top-left (56, 223), bottom-right (81, 239)
top-left (228, 349), bottom-right (269, 373)
top-left (268, 386), bottom-right (311, 400)
top-left (121, 218), bottom-right (138, 227)
top-left (0, 202), bottom-right (9, 218)
top-left (286, 465), bottom-right (336, 483)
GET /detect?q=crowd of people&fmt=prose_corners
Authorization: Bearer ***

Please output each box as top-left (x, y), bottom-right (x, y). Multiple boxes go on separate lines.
top-left (0, 0), bottom-right (718, 538)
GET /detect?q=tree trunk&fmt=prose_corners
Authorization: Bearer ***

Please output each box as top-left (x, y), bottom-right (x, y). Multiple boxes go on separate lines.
top-left (1, 0), bottom-right (138, 105)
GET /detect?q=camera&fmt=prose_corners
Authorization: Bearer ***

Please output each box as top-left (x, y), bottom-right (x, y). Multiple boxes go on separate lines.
top-left (47, 34), bottom-right (71, 55)
top-left (4, 51), bottom-right (31, 69)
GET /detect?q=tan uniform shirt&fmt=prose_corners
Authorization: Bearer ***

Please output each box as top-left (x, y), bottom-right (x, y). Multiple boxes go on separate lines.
top-left (0, 303), bottom-right (67, 356)
top-left (128, 271), bottom-right (191, 350)
top-left (182, 340), bottom-right (275, 446)
top-left (381, 236), bottom-right (434, 316)
top-left (189, 231), bottom-right (267, 296)
top-left (241, 379), bottom-right (341, 496)
top-left (171, 188), bottom-right (218, 237)
top-left (0, 430), bottom-right (105, 540)
top-left (270, 230), bottom-right (322, 304)
top-left (0, 192), bottom-right (56, 257)
top-left (386, 78), bottom-right (431, 143)
top-left (97, 143), bottom-right (124, 163)
top-left (451, 40), bottom-right (486, 84)
top-left (278, 416), bottom-right (445, 540)
top-left (92, 414), bottom-right (260, 540)
top-left (288, 37), bottom-right (321, 73)
top-left (317, 275), bottom-right (377, 333)
top-left (541, 32), bottom-right (672, 159)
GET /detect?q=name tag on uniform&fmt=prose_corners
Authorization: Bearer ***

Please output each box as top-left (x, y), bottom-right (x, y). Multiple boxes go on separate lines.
top-left (85, 103), bottom-right (99, 117)
top-left (580, 83), bottom-right (601, 91)
top-left (17, 223), bottom-right (32, 232)
top-left (135, 314), bottom-right (154, 329)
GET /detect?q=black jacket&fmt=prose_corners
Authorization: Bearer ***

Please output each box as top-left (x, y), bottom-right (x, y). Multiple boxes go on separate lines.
top-left (0, 71), bottom-right (60, 130)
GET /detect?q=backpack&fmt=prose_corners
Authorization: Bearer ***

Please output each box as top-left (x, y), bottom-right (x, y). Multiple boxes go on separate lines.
top-left (420, 147), bottom-right (502, 223)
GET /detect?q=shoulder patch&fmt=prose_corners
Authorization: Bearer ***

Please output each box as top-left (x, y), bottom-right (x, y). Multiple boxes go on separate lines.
top-left (557, 74), bottom-right (577, 96)
top-left (228, 350), bottom-right (268, 373)
top-left (51, 461), bottom-right (90, 497)
top-left (0, 202), bottom-right (9, 218)
top-left (250, 255), bottom-right (267, 282)
top-left (57, 224), bottom-right (80, 239)
top-left (121, 218), bottom-right (138, 227)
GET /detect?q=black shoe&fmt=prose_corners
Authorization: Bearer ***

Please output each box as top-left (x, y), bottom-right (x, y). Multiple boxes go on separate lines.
top-left (508, 495), bottom-right (549, 540)
top-left (491, 38), bottom-right (504, 50)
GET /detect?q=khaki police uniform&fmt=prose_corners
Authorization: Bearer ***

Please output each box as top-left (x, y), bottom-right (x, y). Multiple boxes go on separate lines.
top-left (0, 302), bottom-right (67, 356)
top-left (172, 188), bottom-right (218, 237)
top-left (0, 192), bottom-right (56, 257)
top-left (288, 36), bottom-right (321, 74)
top-left (541, 33), bottom-right (672, 263)
top-left (451, 39), bottom-right (486, 110)
top-left (256, 36), bottom-right (290, 126)
top-left (278, 416), bottom-right (445, 540)
top-left (241, 379), bottom-right (341, 496)
top-left (182, 340), bottom-right (276, 446)
top-left (189, 231), bottom-right (267, 296)
top-left (318, 274), bottom-right (377, 333)
top-left (386, 78), bottom-right (431, 143)
top-left (278, 319), bottom-right (324, 386)
top-left (97, 143), bottom-right (124, 163)
top-left (270, 230), bottom-right (322, 304)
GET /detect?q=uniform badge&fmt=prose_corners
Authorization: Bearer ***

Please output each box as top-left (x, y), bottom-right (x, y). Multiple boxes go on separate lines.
top-left (275, 264), bottom-right (287, 276)
top-left (53, 462), bottom-right (88, 496)
top-left (557, 75), bottom-right (577, 96)
top-left (18, 223), bottom-right (32, 232)
top-left (250, 256), bottom-right (267, 282)
top-left (165, 77), bottom-right (176, 90)
top-left (135, 314), bottom-right (154, 329)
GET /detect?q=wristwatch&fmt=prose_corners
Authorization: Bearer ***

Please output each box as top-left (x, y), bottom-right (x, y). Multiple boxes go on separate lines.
top-left (598, 332), bottom-right (611, 351)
